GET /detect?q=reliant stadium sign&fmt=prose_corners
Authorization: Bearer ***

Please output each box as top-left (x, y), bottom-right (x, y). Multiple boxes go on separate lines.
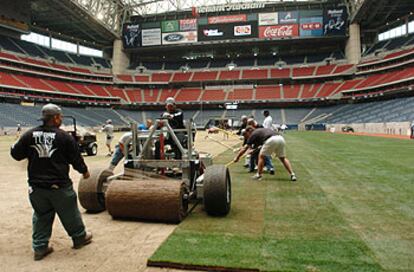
top-left (195, 3), bottom-right (266, 14)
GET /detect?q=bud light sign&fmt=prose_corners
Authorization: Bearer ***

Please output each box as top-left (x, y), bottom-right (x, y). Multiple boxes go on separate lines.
top-left (259, 25), bottom-right (299, 39)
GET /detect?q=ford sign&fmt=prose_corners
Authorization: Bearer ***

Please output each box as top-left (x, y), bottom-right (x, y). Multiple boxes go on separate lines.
top-left (164, 34), bottom-right (184, 42)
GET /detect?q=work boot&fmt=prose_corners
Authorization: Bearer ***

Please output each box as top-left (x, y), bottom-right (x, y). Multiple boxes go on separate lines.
top-left (73, 232), bottom-right (93, 249)
top-left (291, 174), bottom-right (297, 182)
top-left (34, 246), bottom-right (53, 261)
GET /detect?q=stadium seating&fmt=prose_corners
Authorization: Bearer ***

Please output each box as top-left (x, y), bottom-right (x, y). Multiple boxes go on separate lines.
top-left (124, 89), bottom-right (142, 103)
top-left (175, 88), bottom-right (202, 102)
top-left (283, 85), bottom-right (301, 99)
top-left (201, 89), bottom-right (226, 102)
top-left (192, 71), bottom-right (218, 81)
top-left (364, 33), bottom-right (414, 56)
top-left (322, 96), bottom-right (414, 124)
top-left (255, 85), bottom-right (282, 100)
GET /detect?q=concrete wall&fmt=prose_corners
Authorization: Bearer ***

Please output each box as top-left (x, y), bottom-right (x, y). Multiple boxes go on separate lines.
top-left (328, 122), bottom-right (412, 136)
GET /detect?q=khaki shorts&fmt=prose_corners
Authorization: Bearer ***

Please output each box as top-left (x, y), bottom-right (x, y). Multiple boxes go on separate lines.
top-left (260, 135), bottom-right (286, 158)
top-left (106, 135), bottom-right (114, 145)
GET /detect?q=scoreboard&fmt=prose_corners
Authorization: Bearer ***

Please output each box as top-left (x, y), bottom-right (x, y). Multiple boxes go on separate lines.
top-left (122, 4), bottom-right (348, 49)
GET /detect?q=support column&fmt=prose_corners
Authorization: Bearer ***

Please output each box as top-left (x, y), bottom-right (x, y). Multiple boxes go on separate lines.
top-left (112, 39), bottom-right (129, 74)
top-left (345, 23), bottom-right (362, 64)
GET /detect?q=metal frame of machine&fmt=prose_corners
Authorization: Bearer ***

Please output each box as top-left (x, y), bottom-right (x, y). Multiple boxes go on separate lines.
top-left (78, 118), bottom-right (231, 223)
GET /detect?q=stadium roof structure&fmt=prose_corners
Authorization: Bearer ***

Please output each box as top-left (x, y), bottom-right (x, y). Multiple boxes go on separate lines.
top-left (30, 0), bottom-right (120, 48)
top-left (119, 0), bottom-right (331, 16)
top-left (350, 0), bottom-right (414, 31)
top-left (29, 0), bottom-right (413, 49)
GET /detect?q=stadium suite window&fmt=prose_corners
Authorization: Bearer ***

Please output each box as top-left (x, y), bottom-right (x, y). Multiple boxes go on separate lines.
top-left (378, 21), bottom-right (413, 41)
top-left (22, 32), bottom-right (103, 57)
top-left (52, 38), bottom-right (77, 54)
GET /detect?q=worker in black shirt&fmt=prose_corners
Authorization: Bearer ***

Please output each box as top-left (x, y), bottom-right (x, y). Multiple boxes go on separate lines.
top-left (234, 126), bottom-right (296, 181)
top-left (236, 115), bottom-right (248, 136)
top-left (155, 97), bottom-right (186, 159)
top-left (10, 104), bottom-right (92, 261)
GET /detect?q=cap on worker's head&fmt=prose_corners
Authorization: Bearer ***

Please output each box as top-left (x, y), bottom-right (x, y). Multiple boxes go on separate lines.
top-left (241, 115), bottom-right (248, 121)
top-left (243, 126), bottom-right (255, 135)
top-left (263, 110), bottom-right (269, 116)
top-left (106, 119), bottom-right (112, 124)
top-left (138, 123), bottom-right (146, 130)
top-left (247, 118), bottom-right (255, 125)
top-left (165, 97), bottom-right (175, 105)
top-left (41, 103), bottom-right (62, 120)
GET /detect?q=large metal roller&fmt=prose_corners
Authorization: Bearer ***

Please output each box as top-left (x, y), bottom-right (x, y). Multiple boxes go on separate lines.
top-left (105, 179), bottom-right (188, 223)
top-left (78, 168), bottom-right (113, 213)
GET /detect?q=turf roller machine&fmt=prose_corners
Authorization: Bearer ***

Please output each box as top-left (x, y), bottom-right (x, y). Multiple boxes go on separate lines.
top-left (78, 119), bottom-right (231, 223)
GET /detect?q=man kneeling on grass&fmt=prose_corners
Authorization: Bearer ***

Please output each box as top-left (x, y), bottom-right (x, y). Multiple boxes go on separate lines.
top-left (233, 126), bottom-right (297, 181)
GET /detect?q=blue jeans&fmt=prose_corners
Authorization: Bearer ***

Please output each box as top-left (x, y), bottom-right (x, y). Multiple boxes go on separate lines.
top-left (264, 156), bottom-right (274, 170)
top-left (110, 145), bottom-right (124, 166)
top-left (250, 150), bottom-right (274, 171)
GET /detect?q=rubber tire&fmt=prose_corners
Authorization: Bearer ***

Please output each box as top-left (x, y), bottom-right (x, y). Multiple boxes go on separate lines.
top-left (203, 165), bottom-right (231, 216)
top-left (86, 143), bottom-right (98, 156)
top-left (78, 168), bottom-right (113, 213)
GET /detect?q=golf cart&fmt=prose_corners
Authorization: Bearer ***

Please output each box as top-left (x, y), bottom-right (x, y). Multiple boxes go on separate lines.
top-left (64, 116), bottom-right (98, 156)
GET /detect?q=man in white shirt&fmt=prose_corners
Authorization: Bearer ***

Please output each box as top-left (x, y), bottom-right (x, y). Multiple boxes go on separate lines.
top-left (263, 110), bottom-right (273, 129)
top-left (102, 119), bottom-right (114, 156)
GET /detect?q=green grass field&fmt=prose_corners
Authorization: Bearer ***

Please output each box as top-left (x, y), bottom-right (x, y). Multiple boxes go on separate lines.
top-left (149, 132), bottom-right (414, 272)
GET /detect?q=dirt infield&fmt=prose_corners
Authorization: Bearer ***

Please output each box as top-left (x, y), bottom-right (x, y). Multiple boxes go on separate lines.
top-left (336, 131), bottom-right (412, 140)
top-left (0, 130), bottom-right (241, 272)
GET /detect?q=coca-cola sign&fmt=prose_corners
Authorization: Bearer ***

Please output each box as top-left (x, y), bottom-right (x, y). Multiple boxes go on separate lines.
top-left (259, 25), bottom-right (299, 38)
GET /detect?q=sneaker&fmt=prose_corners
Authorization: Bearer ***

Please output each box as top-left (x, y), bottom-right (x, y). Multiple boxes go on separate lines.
top-left (34, 246), bottom-right (53, 261)
top-left (291, 174), bottom-right (297, 182)
top-left (243, 164), bottom-right (249, 168)
top-left (73, 232), bottom-right (93, 249)
top-left (269, 169), bottom-right (275, 175)
top-left (251, 174), bottom-right (262, 181)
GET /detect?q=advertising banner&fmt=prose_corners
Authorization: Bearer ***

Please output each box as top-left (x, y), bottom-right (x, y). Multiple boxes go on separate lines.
top-left (141, 21), bottom-right (160, 29)
top-left (300, 17), bottom-right (323, 37)
top-left (161, 20), bottom-right (179, 32)
top-left (198, 22), bottom-right (258, 41)
top-left (122, 23), bottom-right (141, 48)
top-left (258, 13), bottom-right (278, 26)
top-left (180, 19), bottom-right (197, 31)
top-left (278, 11), bottom-right (299, 24)
top-left (208, 14), bottom-right (247, 24)
top-left (195, 3), bottom-right (265, 14)
top-left (259, 24), bottom-right (299, 39)
top-left (300, 9), bottom-right (323, 18)
top-left (323, 8), bottom-right (348, 35)
top-left (234, 25), bottom-right (252, 36)
top-left (142, 28), bottom-right (161, 46)
top-left (161, 31), bottom-right (197, 45)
